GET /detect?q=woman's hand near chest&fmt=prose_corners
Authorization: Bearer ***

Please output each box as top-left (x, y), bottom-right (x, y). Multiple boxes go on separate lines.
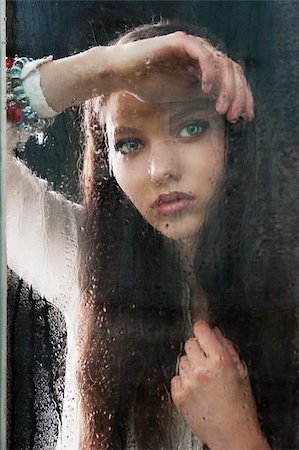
top-left (171, 321), bottom-right (271, 450)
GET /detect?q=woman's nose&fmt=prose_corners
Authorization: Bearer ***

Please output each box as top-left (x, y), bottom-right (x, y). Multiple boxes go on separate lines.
top-left (147, 139), bottom-right (181, 185)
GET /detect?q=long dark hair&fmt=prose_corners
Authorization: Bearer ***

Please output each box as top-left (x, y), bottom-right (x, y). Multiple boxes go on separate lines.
top-left (76, 20), bottom-right (298, 450)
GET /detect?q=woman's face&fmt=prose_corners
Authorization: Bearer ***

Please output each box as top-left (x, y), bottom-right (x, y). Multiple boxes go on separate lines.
top-left (104, 92), bottom-right (225, 241)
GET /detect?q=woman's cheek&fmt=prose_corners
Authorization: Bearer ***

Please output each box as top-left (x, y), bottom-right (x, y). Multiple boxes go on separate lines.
top-left (110, 152), bottom-right (130, 192)
top-left (200, 140), bottom-right (225, 188)
top-left (111, 149), bottom-right (149, 199)
top-left (111, 161), bottom-right (145, 211)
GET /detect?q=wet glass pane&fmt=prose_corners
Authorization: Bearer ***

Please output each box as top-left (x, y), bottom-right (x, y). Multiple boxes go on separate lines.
top-left (6, 1), bottom-right (299, 449)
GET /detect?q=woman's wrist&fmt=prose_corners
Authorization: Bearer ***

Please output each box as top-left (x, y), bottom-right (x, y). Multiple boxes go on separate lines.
top-left (209, 427), bottom-right (270, 450)
top-left (38, 46), bottom-right (113, 112)
top-left (6, 56), bottom-right (57, 150)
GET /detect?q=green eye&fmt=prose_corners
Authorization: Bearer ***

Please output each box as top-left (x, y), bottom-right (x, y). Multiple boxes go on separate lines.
top-left (115, 138), bottom-right (144, 155)
top-left (179, 121), bottom-right (207, 138)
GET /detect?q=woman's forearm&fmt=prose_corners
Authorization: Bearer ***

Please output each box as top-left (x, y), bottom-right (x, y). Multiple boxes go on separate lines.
top-left (210, 428), bottom-right (270, 450)
top-left (38, 46), bottom-right (112, 112)
top-left (37, 33), bottom-right (254, 121)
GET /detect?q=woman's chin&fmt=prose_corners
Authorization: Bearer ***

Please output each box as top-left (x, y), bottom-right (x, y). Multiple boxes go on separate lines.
top-left (154, 221), bottom-right (201, 242)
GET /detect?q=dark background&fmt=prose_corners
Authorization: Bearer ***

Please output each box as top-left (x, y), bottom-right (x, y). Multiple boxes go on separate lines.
top-left (6, 1), bottom-right (299, 449)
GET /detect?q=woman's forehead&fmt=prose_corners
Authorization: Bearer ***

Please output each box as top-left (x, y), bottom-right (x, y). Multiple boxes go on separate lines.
top-left (103, 92), bottom-right (216, 127)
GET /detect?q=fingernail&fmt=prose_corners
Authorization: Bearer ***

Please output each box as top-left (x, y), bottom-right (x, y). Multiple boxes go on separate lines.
top-left (227, 111), bottom-right (238, 124)
top-left (214, 327), bottom-right (222, 336)
top-left (249, 110), bottom-right (255, 121)
top-left (217, 99), bottom-right (230, 115)
top-left (231, 109), bottom-right (241, 122)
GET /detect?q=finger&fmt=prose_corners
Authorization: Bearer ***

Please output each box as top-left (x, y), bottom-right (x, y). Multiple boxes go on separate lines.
top-left (214, 328), bottom-right (239, 357)
top-left (190, 37), bottom-right (252, 122)
top-left (216, 57), bottom-right (236, 115)
top-left (182, 34), bottom-right (218, 94)
top-left (193, 320), bottom-right (224, 358)
top-left (178, 355), bottom-right (192, 378)
top-left (184, 337), bottom-right (206, 368)
top-left (171, 374), bottom-right (182, 391)
top-left (243, 84), bottom-right (255, 121)
top-left (226, 62), bottom-right (247, 122)
top-left (214, 328), bottom-right (248, 379)
top-left (192, 37), bottom-right (237, 107)
top-left (171, 375), bottom-right (183, 407)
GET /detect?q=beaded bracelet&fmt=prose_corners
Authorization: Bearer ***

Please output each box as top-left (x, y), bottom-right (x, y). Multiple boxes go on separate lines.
top-left (6, 56), bottom-right (55, 150)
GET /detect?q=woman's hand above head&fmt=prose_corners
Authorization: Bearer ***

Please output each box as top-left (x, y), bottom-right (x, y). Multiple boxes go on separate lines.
top-left (171, 321), bottom-right (270, 450)
top-left (39, 31), bottom-right (253, 123)
top-left (106, 32), bottom-right (254, 123)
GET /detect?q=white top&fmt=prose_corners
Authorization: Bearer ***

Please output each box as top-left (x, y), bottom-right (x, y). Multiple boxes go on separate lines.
top-left (6, 120), bottom-right (84, 449)
top-left (5, 61), bottom-right (203, 450)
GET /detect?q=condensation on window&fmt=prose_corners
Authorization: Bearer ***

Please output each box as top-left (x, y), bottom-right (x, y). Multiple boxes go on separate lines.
top-left (6, 1), bottom-right (299, 450)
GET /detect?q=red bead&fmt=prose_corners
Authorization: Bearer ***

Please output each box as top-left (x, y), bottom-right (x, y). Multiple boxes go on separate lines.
top-left (7, 104), bottom-right (23, 122)
top-left (6, 57), bottom-right (14, 69)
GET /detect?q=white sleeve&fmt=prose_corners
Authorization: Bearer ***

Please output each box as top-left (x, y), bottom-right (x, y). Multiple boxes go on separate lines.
top-left (6, 121), bottom-right (84, 314)
top-left (21, 56), bottom-right (60, 118)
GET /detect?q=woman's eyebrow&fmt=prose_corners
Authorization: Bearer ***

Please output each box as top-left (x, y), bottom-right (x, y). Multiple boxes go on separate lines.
top-left (114, 126), bottom-right (140, 136)
top-left (169, 101), bottom-right (210, 125)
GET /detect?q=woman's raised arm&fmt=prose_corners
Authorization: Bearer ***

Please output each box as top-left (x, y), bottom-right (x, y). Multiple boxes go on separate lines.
top-left (38, 31), bottom-right (254, 122)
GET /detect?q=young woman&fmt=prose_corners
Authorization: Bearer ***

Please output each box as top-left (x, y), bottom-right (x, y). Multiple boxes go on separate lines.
top-left (6, 21), bottom-right (270, 450)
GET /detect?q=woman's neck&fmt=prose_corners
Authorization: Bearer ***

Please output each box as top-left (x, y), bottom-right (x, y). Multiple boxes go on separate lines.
top-left (177, 238), bottom-right (209, 322)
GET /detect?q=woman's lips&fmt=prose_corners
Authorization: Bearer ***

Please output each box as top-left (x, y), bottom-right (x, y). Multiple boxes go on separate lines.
top-left (152, 192), bottom-right (195, 216)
